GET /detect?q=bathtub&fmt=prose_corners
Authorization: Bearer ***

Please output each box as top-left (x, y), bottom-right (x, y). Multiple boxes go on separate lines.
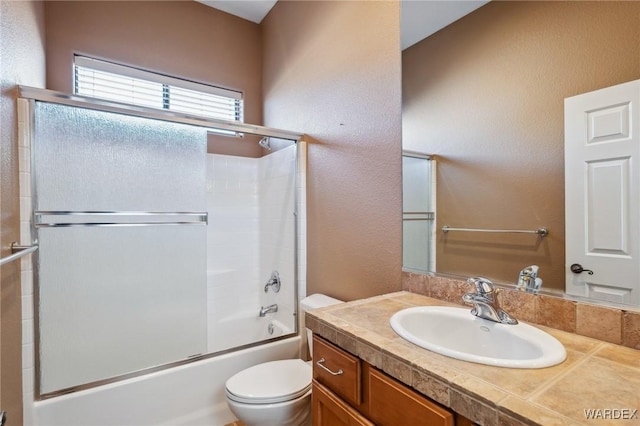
top-left (31, 336), bottom-right (301, 426)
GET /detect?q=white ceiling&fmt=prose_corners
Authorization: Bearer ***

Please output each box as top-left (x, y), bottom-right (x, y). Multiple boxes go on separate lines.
top-left (196, 1), bottom-right (278, 24)
top-left (197, 0), bottom-right (488, 50)
top-left (400, 1), bottom-right (489, 49)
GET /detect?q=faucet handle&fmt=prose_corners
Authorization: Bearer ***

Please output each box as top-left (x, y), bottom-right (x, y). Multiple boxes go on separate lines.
top-left (466, 277), bottom-right (495, 295)
top-left (517, 265), bottom-right (542, 293)
top-left (520, 265), bottom-right (539, 278)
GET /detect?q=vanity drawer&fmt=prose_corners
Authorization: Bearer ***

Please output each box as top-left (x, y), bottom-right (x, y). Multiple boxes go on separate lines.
top-left (313, 335), bottom-right (362, 406)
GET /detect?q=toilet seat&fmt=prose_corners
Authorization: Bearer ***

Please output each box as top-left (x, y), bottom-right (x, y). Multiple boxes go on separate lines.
top-left (226, 359), bottom-right (312, 404)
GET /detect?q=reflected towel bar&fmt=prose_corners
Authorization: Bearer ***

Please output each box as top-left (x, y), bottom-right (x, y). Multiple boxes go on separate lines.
top-left (442, 226), bottom-right (548, 237)
top-left (0, 243), bottom-right (39, 267)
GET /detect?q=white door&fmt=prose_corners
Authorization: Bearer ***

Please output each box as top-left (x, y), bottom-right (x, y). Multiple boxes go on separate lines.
top-left (565, 79), bottom-right (640, 306)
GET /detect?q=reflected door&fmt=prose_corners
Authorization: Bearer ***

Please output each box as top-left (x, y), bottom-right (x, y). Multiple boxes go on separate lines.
top-left (565, 79), bottom-right (640, 306)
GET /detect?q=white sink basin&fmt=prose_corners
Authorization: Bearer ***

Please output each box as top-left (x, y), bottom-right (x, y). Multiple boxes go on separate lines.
top-left (390, 306), bottom-right (566, 369)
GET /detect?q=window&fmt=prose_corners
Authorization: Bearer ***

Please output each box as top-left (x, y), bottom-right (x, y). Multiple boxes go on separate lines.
top-left (74, 56), bottom-right (243, 123)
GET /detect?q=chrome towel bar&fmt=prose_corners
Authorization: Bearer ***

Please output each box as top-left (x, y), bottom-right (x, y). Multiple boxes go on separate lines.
top-left (442, 226), bottom-right (548, 237)
top-left (0, 243), bottom-right (39, 267)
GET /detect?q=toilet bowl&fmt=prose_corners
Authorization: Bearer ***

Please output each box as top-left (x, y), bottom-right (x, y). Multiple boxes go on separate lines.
top-left (226, 359), bottom-right (312, 426)
top-left (225, 294), bottom-right (343, 426)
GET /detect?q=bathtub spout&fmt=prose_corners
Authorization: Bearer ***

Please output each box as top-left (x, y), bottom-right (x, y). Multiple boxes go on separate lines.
top-left (259, 304), bottom-right (278, 317)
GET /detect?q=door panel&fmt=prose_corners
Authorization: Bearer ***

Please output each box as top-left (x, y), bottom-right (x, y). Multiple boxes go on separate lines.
top-left (565, 80), bottom-right (640, 306)
top-left (33, 101), bottom-right (209, 394)
top-left (312, 381), bottom-right (373, 426)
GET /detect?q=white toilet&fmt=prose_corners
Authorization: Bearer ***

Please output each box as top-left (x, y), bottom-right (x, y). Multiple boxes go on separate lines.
top-left (225, 294), bottom-right (343, 426)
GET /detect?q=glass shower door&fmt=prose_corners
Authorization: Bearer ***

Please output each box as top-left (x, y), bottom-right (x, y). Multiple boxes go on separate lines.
top-left (402, 153), bottom-right (435, 272)
top-left (33, 102), bottom-right (209, 395)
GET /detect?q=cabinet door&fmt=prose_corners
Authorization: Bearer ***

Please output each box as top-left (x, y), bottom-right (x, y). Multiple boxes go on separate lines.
top-left (312, 381), bottom-right (374, 426)
top-left (367, 366), bottom-right (454, 426)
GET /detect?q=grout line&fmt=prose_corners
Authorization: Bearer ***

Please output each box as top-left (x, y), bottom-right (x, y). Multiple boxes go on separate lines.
top-left (526, 342), bottom-right (604, 401)
top-left (499, 397), bottom-right (585, 426)
top-left (588, 343), bottom-right (640, 372)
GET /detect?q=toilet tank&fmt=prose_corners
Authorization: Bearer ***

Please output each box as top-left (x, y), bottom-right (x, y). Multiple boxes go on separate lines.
top-left (300, 294), bottom-right (343, 357)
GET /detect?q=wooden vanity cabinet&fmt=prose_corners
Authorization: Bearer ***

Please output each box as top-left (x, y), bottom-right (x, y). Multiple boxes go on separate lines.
top-left (366, 365), bottom-right (453, 425)
top-left (313, 380), bottom-right (374, 426)
top-left (312, 335), bottom-right (473, 426)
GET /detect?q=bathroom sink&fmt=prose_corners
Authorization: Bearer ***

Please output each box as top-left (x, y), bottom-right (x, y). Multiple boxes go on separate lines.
top-left (389, 306), bottom-right (566, 369)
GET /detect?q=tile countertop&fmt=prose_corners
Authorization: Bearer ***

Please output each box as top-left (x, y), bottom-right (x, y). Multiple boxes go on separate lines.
top-left (305, 291), bottom-right (640, 426)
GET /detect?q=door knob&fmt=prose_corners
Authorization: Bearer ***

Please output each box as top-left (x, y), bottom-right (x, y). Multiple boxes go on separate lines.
top-left (570, 264), bottom-right (594, 275)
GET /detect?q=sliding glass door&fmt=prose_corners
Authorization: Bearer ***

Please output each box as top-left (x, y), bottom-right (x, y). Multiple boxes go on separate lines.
top-left (33, 102), bottom-right (208, 395)
top-left (402, 153), bottom-right (435, 272)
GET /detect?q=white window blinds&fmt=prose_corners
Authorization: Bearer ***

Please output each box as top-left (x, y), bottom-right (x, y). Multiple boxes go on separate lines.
top-left (74, 56), bottom-right (243, 122)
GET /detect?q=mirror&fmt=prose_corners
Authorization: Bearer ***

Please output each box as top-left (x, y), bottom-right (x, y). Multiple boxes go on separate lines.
top-left (401, 1), bottom-right (640, 299)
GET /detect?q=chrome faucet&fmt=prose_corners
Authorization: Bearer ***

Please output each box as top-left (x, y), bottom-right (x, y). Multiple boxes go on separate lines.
top-left (259, 304), bottom-right (278, 317)
top-left (462, 277), bottom-right (518, 324)
top-left (516, 265), bottom-right (542, 294)
top-left (264, 271), bottom-right (281, 293)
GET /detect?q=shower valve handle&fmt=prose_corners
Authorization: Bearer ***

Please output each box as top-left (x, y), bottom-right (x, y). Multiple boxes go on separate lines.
top-left (264, 270), bottom-right (281, 293)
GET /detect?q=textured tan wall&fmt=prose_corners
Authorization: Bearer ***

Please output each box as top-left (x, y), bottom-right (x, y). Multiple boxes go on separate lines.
top-left (0, 1), bottom-right (47, 422)
top-left (262, 1), bottom-right (403, 301)
top-left (403, 1), bottom-right (640, 289)
top-left (44, 0), bottom-right (264, 126)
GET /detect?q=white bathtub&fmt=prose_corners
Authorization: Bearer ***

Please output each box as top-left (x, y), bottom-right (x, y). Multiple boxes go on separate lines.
top-left (32, 336), bottom-right (301, 426)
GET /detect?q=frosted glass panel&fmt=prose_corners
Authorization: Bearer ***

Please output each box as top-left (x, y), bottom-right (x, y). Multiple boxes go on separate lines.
top-left (403, 220), bottom-right (433, 271)
top-left (33, 101), bottom-right (208, 394)
top-left (402, 156), bottom-right (432, 211)
top-left (402, 155), bottom-right (434, 271)
top-left (38, 226), bottom-right (207, 394)
top-left (34, 102), bottom-right (206, 211)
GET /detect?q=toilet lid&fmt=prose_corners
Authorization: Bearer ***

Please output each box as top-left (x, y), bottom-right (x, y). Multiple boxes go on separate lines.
top-left (225, 359), bottom-right (312, 404)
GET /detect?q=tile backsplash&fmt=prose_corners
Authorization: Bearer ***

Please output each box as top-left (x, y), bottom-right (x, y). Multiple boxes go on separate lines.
top-left (402, 271), bottom-right (640, 350)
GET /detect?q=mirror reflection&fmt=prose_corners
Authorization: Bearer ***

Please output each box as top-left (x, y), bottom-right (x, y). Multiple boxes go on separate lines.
top-left (402, 152), bottom-right (435, 272)
top-left (401, 1), bottom-right (640, 302)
